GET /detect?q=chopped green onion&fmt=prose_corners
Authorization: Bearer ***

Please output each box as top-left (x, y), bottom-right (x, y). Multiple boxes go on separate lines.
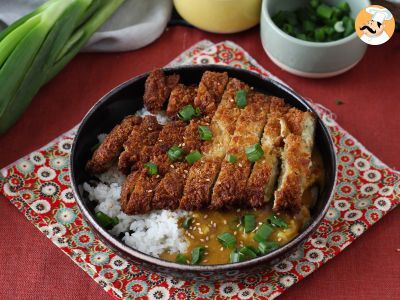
top-left (176, 253), bottom-right (187, 264)
top-left (185, 150), bottom-right (202, 165)
top-left (239, 246), bottom-right (258, 261)
top-left (316, 4), bottom-right (333, 19)
top-left (95, 211), bottom-right (119, 229)
top-left (230, 250), bottom-right (240, 263)
top-left (258, 241), bottom-right (280, 255)
top-left (245, 144), bottom-right (264, 162)
top-left (144, 162), bottom-right (158, 175)
top-left (338, 2), bottom-right (350, 12)
top-left (167, 145), bottom-right (184, 161)
top-left (314, 27), bottom-right (325, 42)
top-left (182, 216), bottom-right (193, 229)
top-left (226, 154), bottom-right (237, 163)
top-left (198, 125), bottom-right (213, 141)
top-left (310, 0), bottom-right (320, 8)
top-left (253, 223), bottom-right (274, 243)
top-left (266, 214), bottom-right (288, 229)
top-left (178, 104), bottom-right (196, 121)
top-left (191, 246), bottom-right (205, 264)
top-left (235, 90), bottom-right (247, 108)
top-left (194, 107), bottom-right (202, 117)
top-left (243, 214), bottom-right (257, 233)
top-left (217, 232), bottom-right (237, 249)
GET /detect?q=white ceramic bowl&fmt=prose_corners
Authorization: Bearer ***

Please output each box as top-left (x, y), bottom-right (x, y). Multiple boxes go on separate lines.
top-left (261, 0), bottom-right (370, 78)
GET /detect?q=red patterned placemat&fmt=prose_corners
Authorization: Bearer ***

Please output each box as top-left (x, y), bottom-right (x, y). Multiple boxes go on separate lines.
top-left (1, 40), bottom-right (399, 300)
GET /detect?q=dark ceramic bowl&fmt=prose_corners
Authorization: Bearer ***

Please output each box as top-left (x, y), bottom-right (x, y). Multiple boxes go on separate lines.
top-left (70, 65), bottom-right (337, 280)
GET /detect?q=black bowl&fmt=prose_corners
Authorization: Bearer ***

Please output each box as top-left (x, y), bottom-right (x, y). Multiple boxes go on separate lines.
top-left (70, 65), bottom-right (337, 280)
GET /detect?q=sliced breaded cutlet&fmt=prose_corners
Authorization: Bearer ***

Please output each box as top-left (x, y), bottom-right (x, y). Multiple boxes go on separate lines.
top-left (121, 121), bottom-right (187, 214)
top-left (210, 92), bottom-right (270, 209)
top-left (166, 84), bottom-right (197, 117)
top-left (246, 97), bottom-right (290, 207)
top-left (180, 78), bottom-right (250, 210)
top-left (273, 109), bottom-right (316, 215)
top-left (143, 69), bottom-right (180, 112)
top-left (118, 115), bottom-right (162, 174)
top-left (86, 115), bottom-right (142, 174)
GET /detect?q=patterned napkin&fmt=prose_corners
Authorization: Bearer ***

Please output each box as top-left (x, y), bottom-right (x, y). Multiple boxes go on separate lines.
top-left (1, 40), bottom-right (399, 300)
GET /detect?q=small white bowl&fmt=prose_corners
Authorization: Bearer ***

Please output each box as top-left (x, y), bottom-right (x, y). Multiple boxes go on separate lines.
top-left (260, 0), bottom-right (370, 78)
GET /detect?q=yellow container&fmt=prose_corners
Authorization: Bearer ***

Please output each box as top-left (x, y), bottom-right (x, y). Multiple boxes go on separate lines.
top-left (174, 0), bottom-right (262, 34)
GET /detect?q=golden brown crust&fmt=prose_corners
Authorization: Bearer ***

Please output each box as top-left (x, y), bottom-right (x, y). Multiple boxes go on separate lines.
top-left (120, 172), bottom-right (139, 212)
top-left (143, 69), bottom-right (180, 112)
top-left (86, 115), bottom-right (142, 174)
top-left (194, 71), bottom-right (229, 116)
top-left (166, 84), bottom-right (197, 117)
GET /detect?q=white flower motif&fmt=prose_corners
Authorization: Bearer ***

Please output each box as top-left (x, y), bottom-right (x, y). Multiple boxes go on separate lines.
top-left (238, 288), bottom-right (254, 300)
top-left (39, 225), bottom-right (53, 238)
top-left (58, 139), bottom-right (73, 154)
top-left (363, 170), bottom-right (382, 183)
top-left (360, 183), bottom-right (379, 196)
top-left (49, 223), bottom-right (67, 237)
top-left (343, 210), bottom-right (363, 221)
top-left (29, 152), bottom-right (46, 166)
top-left (31, 199), bottom-right (51, 214)
top-left (3, 183), bottom-right (18, 196)
top-left (166, 277), bottom-right (185, 288)
top-left (148, 286), bottom-right (169, 300)
top-left (110, 256), bottom-right (128, 270)
top-left (311, 237), bottom-right (327, 249)
top-left (52, 236), bottom-right (69, 247)
top-left (334, 200), bottom-right (351, 211)
top-left (279, 275), bottom-right (296, 288)
top-left (37, 166), bottom-right (57, 181)
top-left (305, 249), bottom-right (324, 263)
top-left (354, 158), bottom-right (370, 171)
top-left (273, 260), bottom-right (293, 273)
top-left (379, 186), bottom-right (393, 196)
top-left (61, 188), bottom-right (75, 203)
top-left (16, 159), bottom-right (33, 173)
top-left (350, 222), bottom-right (365, 237)
top-left (374, 197), bottom-right (391, 212)
top-left (195, 55), bottom-right (216, 65)
top-left (219, 282), bottom-right (239, 297)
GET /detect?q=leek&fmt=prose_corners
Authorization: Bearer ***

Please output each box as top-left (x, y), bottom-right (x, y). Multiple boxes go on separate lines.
top-left (0, 0), bottom-right (124, 134)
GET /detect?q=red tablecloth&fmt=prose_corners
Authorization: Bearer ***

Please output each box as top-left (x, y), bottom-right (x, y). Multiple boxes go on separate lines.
top-left (0, 26), bottom-right (399, 300)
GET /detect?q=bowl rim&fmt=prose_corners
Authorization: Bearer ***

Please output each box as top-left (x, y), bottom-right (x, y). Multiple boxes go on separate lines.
top-left (70, 64), bottom-right (338, 272)
top-left (261, 0), bottom-right (372, 47)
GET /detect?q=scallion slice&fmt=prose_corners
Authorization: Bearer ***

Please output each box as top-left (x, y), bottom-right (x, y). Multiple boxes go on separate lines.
top-left (266, 214), bottom-right (288, 229)
top-left (178, 104), bottom-right (196, 121)
top-left (191, 246), bottom-right (205, 264)
top-left (182, 216), bottom-right (193, 229)
top-left (198, 125), bottom-right (213, 141)
top-left (144, 162), bottom-right (158, 175)
top-left (230, 250), bottom-right (240, 263)
top-left (235, 90), bottom-right (247, 108)
top-left (176, 253), bottom-right (187, 264)
top-left (95, 211), bottom-right (119, 229)
top-left (238, 246), bottom-right (258, 261)
top-left (243, 214), bottom-right (257, 233)
top-left (226, 154), bottom-right (237, 163)
top-left (217, 232), bottom-right (236, 249)
top-left (258, 241), bottom-right (280, 255)
top-left (185, 150), bottom-right (202, 165)
top-left (253, 223), bottom-right (274, 243)
top-left (167, 145), bottom-right (184, 161)
top-left (245, 144), bottom-right (264, 162)
top-left (316, 4), bottom-right (333, 19)
top-left (194, 107), bottom-right (202, 117)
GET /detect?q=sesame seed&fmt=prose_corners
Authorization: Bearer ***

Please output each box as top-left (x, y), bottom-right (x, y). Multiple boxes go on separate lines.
top-left (158, 139), bottom-right (163, 142)
top-left (236, 224), bottom-right (240, 228)
top-left (203, 214), bottom-right (208, 219)
top-left (182, 143), bottom-right (185, 146)
top-left (220, 247), bottom-right (224, 251)
top-left (223, 220), bottom-right (227, 225)
top-left (203, 260), bottom-right (208, 263)
top-left (205, 236), bottom-right (209, 241)
top-left (189, 226), bottom-right (193, 230)
top-left (196, 223), bottom-right (200, 226)
top-left (170, 164), bottom-right (175, 168)
top-left (205, 178), bottom-right (210, 182)
top-left (184, 170), bottom-right (188, 174)
top-left (204, 252), bottom-right (208, 255)
top-left (148, 127), bottom-right (152, 130)
top-left (213, 223), bottom-right (217, 228)
top-left (238, 163), bottom-right (243, 167)
top-left (147, 190), bottom-right (152, 193)
top-left (237, 209), bottom-right (241, 212)
top-left (200, 239), bottom-right (205, 242)
top-left (234, 231), bottom-right (237, 235)
top-left (190, 235), bottom-right (195, 239)
top-left (278, 237), bottom-right (282, 242)
top-left (230, 99), bottom-right (234, 102)
top-left (205, 245), bottom-right (209, 248)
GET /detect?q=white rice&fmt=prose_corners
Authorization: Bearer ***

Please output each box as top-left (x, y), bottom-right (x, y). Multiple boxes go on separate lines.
top-left (83, 111), bottom-right (189, 257)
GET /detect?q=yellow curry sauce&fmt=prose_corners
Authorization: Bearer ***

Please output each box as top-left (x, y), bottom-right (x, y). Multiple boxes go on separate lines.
top-left (160, 151), bottom-right (324, 265)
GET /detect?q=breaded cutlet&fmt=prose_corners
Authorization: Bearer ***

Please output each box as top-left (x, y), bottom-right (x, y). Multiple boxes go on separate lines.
top-left (210, 92), bottom-right (270, 209)
top-left (86, 115), bottom-right (142, 174)
top-left (166, 84), bottom-right (197, 117)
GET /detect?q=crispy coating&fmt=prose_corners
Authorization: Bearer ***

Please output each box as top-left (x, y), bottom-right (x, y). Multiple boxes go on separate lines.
top-left (118, 115), bottom-right (162, 174)
top-left (210, 92), bottom-right (270, 209)
top-left (120, 172), bottom-right (140, 212)
top-left (194, 71), bottom-right (229, 116)
top-left (86, 115), bottom-right (142, 174)
top-left (180, 78), bottom-right (248, 210)
top-left (144, 69), bottom-right (180, 112)
top-left (166, 84), bottom-right (197, 117)
top-left (285, 108), bottom-right (316, 150)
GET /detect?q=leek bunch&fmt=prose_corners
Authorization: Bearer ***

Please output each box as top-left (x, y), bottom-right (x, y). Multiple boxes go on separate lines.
top-left (0, 0), bottom-right (124, 134)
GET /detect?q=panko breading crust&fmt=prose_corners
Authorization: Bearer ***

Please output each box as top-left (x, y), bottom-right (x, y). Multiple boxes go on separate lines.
top-left (166, 84), bottom-right (197, 117)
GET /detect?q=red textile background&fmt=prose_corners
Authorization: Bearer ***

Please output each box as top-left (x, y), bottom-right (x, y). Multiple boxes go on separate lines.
top-left (0, 26), bottom-right (399, 300)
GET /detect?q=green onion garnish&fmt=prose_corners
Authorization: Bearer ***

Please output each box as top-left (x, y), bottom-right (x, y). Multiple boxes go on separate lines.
top-left (239, 246), bottom-right (258, 261)
top-left (245, 144), bottom-right (264, 162)
top-left (144, 162), bottom-right (158, 175)
top-left (167, 145), bottom-right (184, 161)
top-left (194, 107), bottom-right (202, 117)
top-left (217, 232), bottom-right (236, 249)
top-left (185, 150), bottom-right (202, 165)
top-left (182, 216), bottom-right (193, 229)
top-left (316, 4), bottom-right (333, 19)
top-left (230, 250), bottom-right (240, 263)
top-left (253, 223), bottom-right (274, 243)
top-left (176, 253), bottom-right (187, 264)
top-left (243, 214), bottom-right (257, 233)
top-left (95, 211), bottom-right (119, 229)
top-left (191, 246), bottom-right (205, 264)
top-left (226, 154), bottom-right (237, 163)
top-left (235, 90), bottom-right (247, 108)
top-left (198, 125), bottom-right (213, 141)
top-left (266, 214), bottom-right (288, 229)
top-left (258, 241), bottom-right (280, 255)
top-left (178, 104), bottom-right (196, 121)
